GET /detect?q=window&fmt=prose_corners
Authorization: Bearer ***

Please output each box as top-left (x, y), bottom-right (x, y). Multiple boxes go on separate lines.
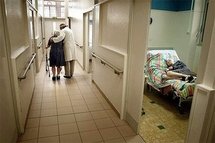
top-left (44, 0), bottom-right (65, 18)
top-left (198, 0), bottom-right (209, 43)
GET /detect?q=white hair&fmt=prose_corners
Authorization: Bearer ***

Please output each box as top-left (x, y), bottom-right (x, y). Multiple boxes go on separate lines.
top-left (53, 31), bottom-right (60, 37)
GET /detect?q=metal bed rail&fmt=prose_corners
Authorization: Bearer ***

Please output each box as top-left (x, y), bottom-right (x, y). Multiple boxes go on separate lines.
top-left (18, 53), bottom-right (37, 81)
top-left (91, 52), bottom-right (123, 75)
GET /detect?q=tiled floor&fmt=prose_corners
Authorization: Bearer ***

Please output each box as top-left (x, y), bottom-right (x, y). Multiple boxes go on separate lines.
top-left (139, 88), bottom-right (190, 143)
top-left (17, 61), bottom-right (145, 143)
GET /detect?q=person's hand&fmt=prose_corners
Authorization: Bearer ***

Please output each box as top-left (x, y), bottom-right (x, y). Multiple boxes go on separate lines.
top-left (168, 66), bottom-right (173, 70)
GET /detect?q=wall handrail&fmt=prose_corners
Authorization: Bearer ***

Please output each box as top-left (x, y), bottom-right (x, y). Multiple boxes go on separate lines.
top-left (37, 41), bottom-right (42, 49)
top-left (75, 42), bottom-right (83, 48)
top-left (18, 53), bottom-right (37, 81)
top-left (91, 52), bottom-right (123, 75)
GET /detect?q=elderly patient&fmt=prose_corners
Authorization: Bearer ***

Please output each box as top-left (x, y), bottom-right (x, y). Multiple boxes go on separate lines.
top-left (163, 59), bottom-right (194, 82)
top-left (46, 31), bottom-right (65, 81)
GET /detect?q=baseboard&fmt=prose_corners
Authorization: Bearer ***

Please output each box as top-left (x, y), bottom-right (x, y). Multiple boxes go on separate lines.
top-left (126, 112), bottom-right (138, 133)
top-left (92, 80), bottom-right (120, 117)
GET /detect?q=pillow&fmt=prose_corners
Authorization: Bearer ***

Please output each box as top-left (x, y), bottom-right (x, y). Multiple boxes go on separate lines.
top-left (147, 49), bottom-right (179, 63)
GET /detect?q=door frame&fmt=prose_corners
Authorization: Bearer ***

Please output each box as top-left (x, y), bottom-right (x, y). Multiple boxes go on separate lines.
top-left (83, 8), bottom-right (94, 73)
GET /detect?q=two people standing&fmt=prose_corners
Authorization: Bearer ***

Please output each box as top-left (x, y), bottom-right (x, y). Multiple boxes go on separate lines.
top-left (47, 23), bottom-right (76, 80)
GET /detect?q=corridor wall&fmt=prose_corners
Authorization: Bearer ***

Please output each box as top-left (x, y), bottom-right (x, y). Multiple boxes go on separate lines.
top-left (68, 0), bottom-right (94, 67)
top-left (3, 0), bottom-right (36, 133)
top-left (0, 1), bottom-right (18, 142)
top-left (92, 0), bottom-right (130, 118)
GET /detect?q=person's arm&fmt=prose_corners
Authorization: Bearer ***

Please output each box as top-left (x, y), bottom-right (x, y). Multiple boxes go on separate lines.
top-left (52, 31), bottom-right (65, 43)
top-left (46, 37), bottom-right (53, 49)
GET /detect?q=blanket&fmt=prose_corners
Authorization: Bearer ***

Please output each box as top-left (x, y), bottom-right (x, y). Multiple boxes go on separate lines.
top-left (145, 53), bottom-right (195, 99)
top-left (145, 53), bottom-right (168, 87)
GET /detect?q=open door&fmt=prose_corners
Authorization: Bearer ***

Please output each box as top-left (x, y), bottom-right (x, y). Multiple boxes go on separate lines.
top-left (83, 10), bottom-right (93, 73)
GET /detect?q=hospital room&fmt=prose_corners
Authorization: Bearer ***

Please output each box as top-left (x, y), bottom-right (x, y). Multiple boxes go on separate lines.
top-left (139, 0), bottom-right (208, 142)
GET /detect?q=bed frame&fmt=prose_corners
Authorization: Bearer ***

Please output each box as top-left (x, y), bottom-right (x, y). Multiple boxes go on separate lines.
top-left (145, 47), bottom-right (193, 113)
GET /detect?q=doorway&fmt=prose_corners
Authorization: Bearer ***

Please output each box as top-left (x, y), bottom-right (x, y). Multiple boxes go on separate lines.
top-left (83, 10), bottom-right (93, 73)
top-left (139, 0), bottom-right (208, 142)
top-left (28, 7), bottom-right (38, 73)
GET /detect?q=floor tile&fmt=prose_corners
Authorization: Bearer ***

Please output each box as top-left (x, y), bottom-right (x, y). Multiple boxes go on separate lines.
top-left (42, 97), bottom-right (56, 103)
top-left (106, 110), bottom-right (118, 118)
top-left (57, 102), bottom-right (71, 108)
top-left (117, 125), bottom-right (136, 137)
top-left (57, 107), bottom-right (73, 115)
top-left (40, 116), bottom-right (58, 126)
top-left (68, 89), bottom-right (81, 95)
top-left (41, 102), bottom-right (56, 110)
top-left (91, 111), bottom-right (109, 119)
top-left (73, 105), bottom-right (89, 113)
top-left (80, 130), bottom-right (103, 143)
top-left (26, 118), bottom-right (40, 128)
top-left (75, 112), bottom-right (93, 122)
top-left (58, 114), bottom-right (76, 124)
top-left (85, 98), bottom-right (100, 105)
top-left (77, 120), bottom-right (97, 132)
top-left (41, 109), bottom-right (57, 117)
top-left (69, 95), bottom-right (84, 100)
top-left (28, 110), bottom-right (41, 118)
top-left (111, 117), bottom-right (127, 126)
top-left (71, 99), bottom-right (87, 106)
top-left (94, 118), bottom-right (115, 129)
top-left (125, 135), bottom-right (145, 143)
top-left (87, 103), bottom-right (104, 111)
top-left (38, 136), bottom-right (59, 143)
top-left (99, 127), bottom-right (122, 141)
top-left (60, 133), bottom-right (82, 143)
top-left (39, 125), bottom-right (59, 138)
top-left (18, 139), bottom-right (37, 143)
top-left (59, 123), bottom-right (79, 135)
top-left (22, 61), bottom-right (147, 143)
top-left (104, 138), bottom-right (126, 143)
top-left (19, 128), bottom-right (38, 141)
top-left (30, 103), bottom-right (41, 110)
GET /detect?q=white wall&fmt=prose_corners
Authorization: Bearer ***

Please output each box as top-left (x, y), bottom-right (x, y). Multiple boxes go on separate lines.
top-left (44, 18), bottom-right (65, 46)
top-left (4, 0), bottom-right (36, 133)
top-left (126, 0), bottom-right (150, 131)
top-left (187, 0), bottom-right (206, 72)
top-left (149, 1), bottom-right (206, 72)
top-left (68, 0), bottom-right (94, 68)
top-left (69, 0), bottom-right (94, 45)
top-left (0, 1), bottom-right (18, 142)
top-left (93, 0), bottom-right (130, 117)
top-left (148, 10), bottom-right (191, 65)
top-left (186, 0), bottom-right (215, 142)
top-left (6, 0), bottom-right (29, 55)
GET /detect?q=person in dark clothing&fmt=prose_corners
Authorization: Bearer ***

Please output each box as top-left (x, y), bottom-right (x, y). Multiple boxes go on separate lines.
top-left (46, 31), bottom-right (65, 81)
top-left (166, 60), bottom-right (196, 75)
top-left (165, 59), bottom-right (195, 82)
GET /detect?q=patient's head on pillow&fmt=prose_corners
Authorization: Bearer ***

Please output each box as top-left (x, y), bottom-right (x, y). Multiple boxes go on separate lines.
top-left (165, 59), bottom-right (174, 67)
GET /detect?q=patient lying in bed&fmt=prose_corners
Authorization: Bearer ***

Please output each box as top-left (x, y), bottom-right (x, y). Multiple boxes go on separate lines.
top-left (145, 53), bottom-right (195, 86)
top-left (163, 59), bottom-right (195, 82)
top-left (145, 52), bottom-right (195, 99)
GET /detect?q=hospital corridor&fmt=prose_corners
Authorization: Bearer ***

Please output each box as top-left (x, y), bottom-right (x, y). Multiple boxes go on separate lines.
top-left (16, 61), bottom-right (144, 143)
top-left (1, 0), bottom-right (215, 143)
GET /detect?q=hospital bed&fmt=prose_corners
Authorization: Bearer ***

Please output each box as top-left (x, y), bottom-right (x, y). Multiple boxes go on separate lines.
top-left (144, 48), bottom-right (196, 112)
